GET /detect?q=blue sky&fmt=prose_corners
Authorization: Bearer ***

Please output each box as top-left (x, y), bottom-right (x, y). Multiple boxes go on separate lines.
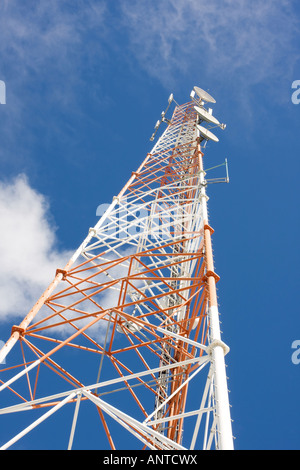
top-left (0, 0), bottom-right (300, 450)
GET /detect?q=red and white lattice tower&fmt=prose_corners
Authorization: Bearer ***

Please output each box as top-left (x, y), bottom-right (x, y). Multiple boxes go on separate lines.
top-left (0, 87), bottom-right (234, 450)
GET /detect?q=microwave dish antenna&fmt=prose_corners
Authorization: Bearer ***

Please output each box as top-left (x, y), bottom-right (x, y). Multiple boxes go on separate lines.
top-left (194, 106), bottom-right (220, 125)
top-left (193, 86), bottom-right (216, 104)
top-left (197, 124), bottom-right (219, 142)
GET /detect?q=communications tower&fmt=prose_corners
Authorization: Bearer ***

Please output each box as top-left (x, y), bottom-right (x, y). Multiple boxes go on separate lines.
top-left (0, 87), bottom-right (234, 450)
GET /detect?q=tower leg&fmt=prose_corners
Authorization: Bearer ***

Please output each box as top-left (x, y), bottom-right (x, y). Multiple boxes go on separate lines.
top-left (204, 225), bottom-right (233, 450)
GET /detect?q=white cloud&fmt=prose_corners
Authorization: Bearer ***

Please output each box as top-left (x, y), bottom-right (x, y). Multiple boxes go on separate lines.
top-left (0, 175), bottom-right (137, 343)
top-left (0, 174), bottom-right (73, 321)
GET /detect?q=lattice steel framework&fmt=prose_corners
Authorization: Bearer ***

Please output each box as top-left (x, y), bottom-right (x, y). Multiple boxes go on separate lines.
top-left (0, 91), bottom-right (233, 450)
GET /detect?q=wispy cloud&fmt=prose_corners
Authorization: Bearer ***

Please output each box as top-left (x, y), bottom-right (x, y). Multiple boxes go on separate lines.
top-left (119, 0), bottom-right (300, 90)
top-left (0, 1), bottom-right (108, 109)
top-left (0, 1), bottom-right (110, 173)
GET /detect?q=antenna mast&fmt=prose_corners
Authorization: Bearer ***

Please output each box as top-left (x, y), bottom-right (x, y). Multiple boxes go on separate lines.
top-left (0, 87), bottom-right (234, 450)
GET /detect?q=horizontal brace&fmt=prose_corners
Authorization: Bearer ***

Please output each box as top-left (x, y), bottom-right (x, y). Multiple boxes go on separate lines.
top-left (0, 392), bottom-right (77, 450)
top-left (147, 406), bottom-right (214, 426)
top-left (206, 178), bottom-right (229, 184)
top-left (156, 326), bottom-right (207, 352)
top-left (0, 357), bottom-right (206, 416)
